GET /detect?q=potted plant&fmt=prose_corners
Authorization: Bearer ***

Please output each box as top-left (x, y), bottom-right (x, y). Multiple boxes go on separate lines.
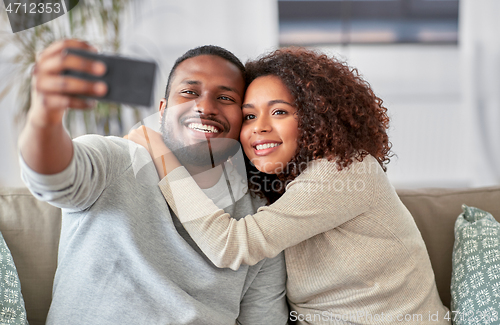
top-left (0, 0), bottom-right (140, 136)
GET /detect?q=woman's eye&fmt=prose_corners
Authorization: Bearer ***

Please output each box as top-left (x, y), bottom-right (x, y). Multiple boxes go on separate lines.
top-left (244, 114), bottom-right (256, 120)
top-left (273, 109), bottom-right (287, 115)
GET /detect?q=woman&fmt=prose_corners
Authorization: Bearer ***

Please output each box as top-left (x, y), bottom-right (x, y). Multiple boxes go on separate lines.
top-left (132, 48), bottom-right (449, 324)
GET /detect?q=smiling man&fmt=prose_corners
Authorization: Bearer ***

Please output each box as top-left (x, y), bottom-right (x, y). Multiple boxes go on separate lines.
top-left (19, 40), bottom-right (288, 325)
top-left (159, 52), bottom-right (244, 176)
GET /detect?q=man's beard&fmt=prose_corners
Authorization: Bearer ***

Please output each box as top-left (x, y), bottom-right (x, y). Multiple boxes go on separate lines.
top-left (160, 111), bottom-right (239, 168)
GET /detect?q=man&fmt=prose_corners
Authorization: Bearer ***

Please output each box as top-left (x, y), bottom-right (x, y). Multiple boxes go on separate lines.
top-left (19, 39), bottom-right (288, 324)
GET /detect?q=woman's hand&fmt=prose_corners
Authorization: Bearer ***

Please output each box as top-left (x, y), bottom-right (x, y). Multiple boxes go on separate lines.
top-left (126, 125), bottom-right (169, 157)
top-left (125, 126), bottom-right (180, 179)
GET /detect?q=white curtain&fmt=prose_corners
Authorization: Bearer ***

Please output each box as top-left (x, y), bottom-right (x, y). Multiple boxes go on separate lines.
top-left (460, 0), bottom-right (500, 187)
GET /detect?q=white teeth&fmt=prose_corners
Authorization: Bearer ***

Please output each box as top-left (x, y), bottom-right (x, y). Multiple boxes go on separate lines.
top-left (187, 123), bottom-right (219, 133)
top-left (255, 143), bottom-right (280, 150)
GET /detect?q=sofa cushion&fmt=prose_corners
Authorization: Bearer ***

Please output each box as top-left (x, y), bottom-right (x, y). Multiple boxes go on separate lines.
top-left (397, 186), bottom-right (500, 309)
top-left (450, 205), bottom-right (500, 324)
top-left (0, 228), bottom-right (28, 324)
top-left (0, 188), bottom-right (61, 325)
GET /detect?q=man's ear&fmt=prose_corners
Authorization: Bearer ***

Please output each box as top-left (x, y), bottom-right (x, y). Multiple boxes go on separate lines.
top-left (159, 98), bottom-right (167, 118)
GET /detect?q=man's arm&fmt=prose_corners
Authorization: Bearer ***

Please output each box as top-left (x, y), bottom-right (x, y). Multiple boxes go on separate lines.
top-left (237, 252), bottom-right (289, 324)
top-left (19, 39), bottom-right (124, 211)
top-left (18, 39), bottom-right (107, 174)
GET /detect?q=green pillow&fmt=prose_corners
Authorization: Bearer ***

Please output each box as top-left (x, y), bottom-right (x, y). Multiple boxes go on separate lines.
top-left (0, 231), bottom-right (28, 324)
top-left (450, 205), bottom-right (500, 325)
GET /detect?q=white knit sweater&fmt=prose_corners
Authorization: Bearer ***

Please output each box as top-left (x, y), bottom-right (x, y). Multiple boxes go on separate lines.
top-left (159, 155), bottom-right (450, 324)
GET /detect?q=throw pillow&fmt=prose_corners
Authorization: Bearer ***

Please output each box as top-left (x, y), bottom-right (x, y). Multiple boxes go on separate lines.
top-left (0, 230), bottom-right (28, 325)
top-left (450, 205), bottom-right (500, 325)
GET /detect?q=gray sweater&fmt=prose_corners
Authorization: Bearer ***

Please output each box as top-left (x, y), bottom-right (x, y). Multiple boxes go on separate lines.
top-left (20, 135), bottom-right (288, 325)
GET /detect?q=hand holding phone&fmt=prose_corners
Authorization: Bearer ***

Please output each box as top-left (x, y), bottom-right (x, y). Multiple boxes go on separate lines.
top-left (63, 49), bottom-right (157, 107)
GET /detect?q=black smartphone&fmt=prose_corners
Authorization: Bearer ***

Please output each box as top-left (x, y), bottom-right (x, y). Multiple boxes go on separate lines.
top-left (63, 49), bottom-right (157, 107)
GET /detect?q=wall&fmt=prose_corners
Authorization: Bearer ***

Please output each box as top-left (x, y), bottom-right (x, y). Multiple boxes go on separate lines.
top-left (313, 44), bottom-right (466, 188)
top-left (0, 10), bottom-right (23, 187)
top-left (459, 0), bottom-right (500, 187)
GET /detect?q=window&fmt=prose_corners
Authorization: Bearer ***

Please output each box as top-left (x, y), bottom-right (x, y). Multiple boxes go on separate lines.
top-left (279, 0), bottom-right (459, 45)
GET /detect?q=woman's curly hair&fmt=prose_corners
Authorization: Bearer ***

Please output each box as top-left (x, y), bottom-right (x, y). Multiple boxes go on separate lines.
top-left (244, 47), bottom-right (392, 203)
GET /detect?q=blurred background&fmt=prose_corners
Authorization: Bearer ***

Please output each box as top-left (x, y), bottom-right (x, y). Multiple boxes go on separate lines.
top-left (0, 0), bottom-right (498, 189)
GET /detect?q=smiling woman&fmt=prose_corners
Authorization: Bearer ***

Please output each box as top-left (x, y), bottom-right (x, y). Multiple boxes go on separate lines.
top-left (240, 75), bottom-right (299, 174)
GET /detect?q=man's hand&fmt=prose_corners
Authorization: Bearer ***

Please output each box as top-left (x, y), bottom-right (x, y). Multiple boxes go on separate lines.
top-left (126, 126), bottom-right (180, 179)
top-left (30, 39), bottom-right (107, 126)
top-left (19, 39), bottom-right (107, 175)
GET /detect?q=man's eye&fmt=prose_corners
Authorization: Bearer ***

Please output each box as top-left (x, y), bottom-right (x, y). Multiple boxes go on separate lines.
top-left (219, 95), bottom-right (235, 102)
top-left (181, 90), bottom-right (197, 96)
top-left (244, 114), bottom-right (256, 120)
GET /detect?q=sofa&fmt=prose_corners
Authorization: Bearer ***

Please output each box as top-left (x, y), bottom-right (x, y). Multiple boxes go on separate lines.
top-left (1, 186), bottom-right (499, 325)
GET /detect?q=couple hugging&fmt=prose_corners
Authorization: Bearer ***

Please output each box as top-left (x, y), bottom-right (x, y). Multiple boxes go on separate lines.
top-left (20, 39), bottom-right (450, 324)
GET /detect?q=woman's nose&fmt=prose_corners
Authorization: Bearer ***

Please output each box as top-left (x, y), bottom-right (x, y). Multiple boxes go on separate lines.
top-left (253, 116), bottom-right (272, 133)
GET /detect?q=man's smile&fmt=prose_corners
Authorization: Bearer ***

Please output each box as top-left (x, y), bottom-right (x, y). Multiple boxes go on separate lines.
top-left (180, 116), bottom-right (228, 140)
top-left (187, 122), bottom-right (221, 134)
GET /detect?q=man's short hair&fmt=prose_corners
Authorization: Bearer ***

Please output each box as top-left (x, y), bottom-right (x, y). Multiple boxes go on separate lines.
top-left (164, 45), bottom-right (245, 101)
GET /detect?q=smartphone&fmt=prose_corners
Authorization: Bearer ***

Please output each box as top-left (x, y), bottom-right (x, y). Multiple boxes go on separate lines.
top-left (63, 49), bottom-right (157, 107)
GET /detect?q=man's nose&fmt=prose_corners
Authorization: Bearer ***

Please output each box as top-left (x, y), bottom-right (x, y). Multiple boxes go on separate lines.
top-left (194, 96), bottom-right (218, 115)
